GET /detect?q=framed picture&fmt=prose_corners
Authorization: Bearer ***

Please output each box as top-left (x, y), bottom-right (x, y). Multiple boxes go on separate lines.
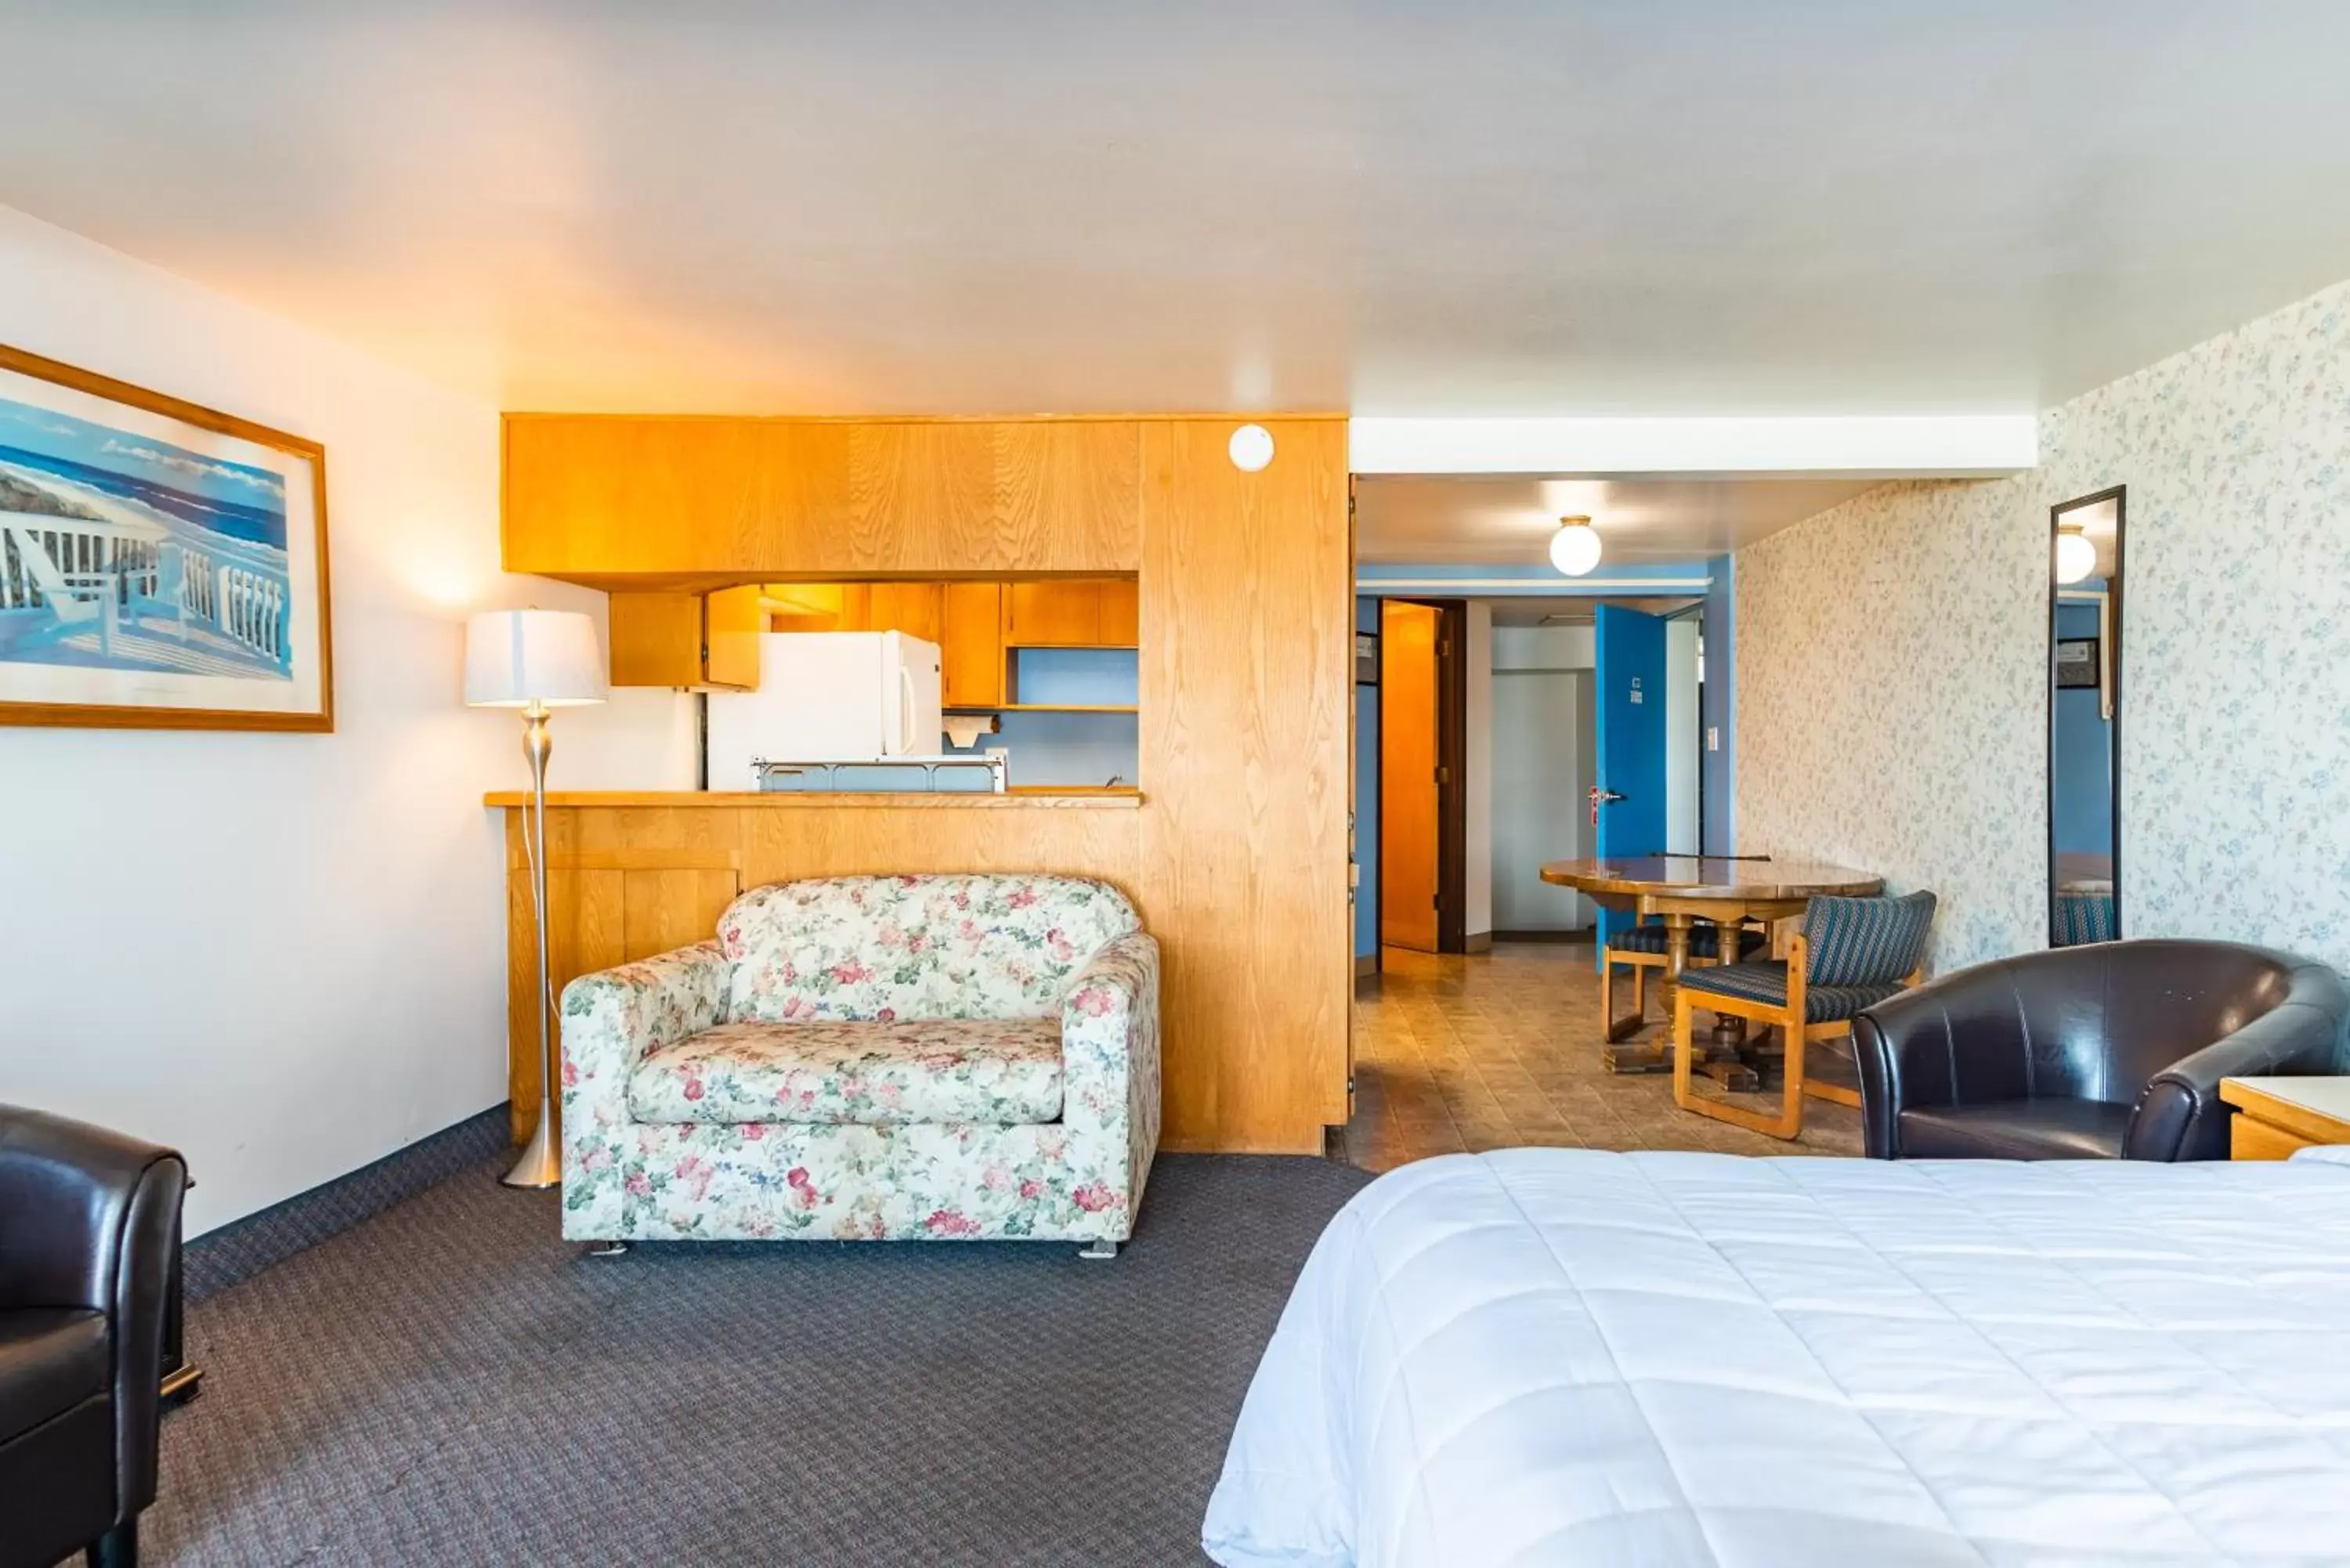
top-left (0, 345), bottom-right (331, 731)
top-left (2054, 636), bottom-right (2100, 688)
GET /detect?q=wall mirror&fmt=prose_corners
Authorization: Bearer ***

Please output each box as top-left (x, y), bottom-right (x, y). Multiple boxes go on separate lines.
top-left (2048, 487), bottom-right (2123, 945)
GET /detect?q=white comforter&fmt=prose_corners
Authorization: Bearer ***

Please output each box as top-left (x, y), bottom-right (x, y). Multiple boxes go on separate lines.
top-left (1205, 1148), bottom-right (2350, 1568)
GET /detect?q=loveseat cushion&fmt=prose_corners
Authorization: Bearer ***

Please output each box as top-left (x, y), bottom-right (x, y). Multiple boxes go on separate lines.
top-left (627, 1019), bottom-right (1066, 1126)
top-left (718, 874), bottom-right (1141, 1024)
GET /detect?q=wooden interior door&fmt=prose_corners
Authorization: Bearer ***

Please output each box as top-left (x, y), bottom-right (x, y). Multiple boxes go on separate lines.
top-left (1380, 600), bottom-right (1441, 951)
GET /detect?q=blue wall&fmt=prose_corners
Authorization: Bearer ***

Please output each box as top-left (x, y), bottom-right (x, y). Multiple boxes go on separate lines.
top-left (1701, 554), bottom-right (1736, 854)
top-left (2052, 601), bottom-right (2114, 857)
top-left (1354, 596), bottom-right (1381, 962)
top-left (944, 647), bottom-right (1139, 788)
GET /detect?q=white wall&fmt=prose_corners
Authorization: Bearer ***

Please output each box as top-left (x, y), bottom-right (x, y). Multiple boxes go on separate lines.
top-left (0, 207), bottom-right (696, 1236)
top-left (1491, 667), bottom-right (1595, 932)
top-left (1663, 616), bottom-right (1700, 854)
top-left (1493, 624), bottom-right (1595, 673)
top-left (1463, 602), bottom-right (1493, 940)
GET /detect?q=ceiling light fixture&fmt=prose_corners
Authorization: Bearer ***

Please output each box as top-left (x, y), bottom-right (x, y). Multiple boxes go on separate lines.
top-left (1549, 515), bottom-right (1602, 576)
top-left (2054, 524), bottom-right (2097, 585)
top-left (1228, 424), bottom-right (1274, 472)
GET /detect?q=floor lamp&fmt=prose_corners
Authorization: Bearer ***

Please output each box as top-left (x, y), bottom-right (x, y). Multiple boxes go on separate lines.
top-left (465, 609), bottom-right (607, 1190)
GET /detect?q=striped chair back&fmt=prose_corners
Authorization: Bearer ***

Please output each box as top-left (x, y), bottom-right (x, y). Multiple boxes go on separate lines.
top-left (1803, 891), bottom-right (1936, 987)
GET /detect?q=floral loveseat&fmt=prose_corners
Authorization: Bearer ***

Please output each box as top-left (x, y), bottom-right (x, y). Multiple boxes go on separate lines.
top-left (558, 874), bottom-right (1159, 1255)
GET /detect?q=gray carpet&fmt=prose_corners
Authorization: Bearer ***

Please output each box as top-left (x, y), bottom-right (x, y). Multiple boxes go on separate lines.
top-left (149, 1154), bottom-right (1372, 1566)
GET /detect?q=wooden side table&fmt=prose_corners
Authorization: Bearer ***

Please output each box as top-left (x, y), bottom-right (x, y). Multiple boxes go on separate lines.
top-left (2219, 1076), bottom-right (2350, 1160)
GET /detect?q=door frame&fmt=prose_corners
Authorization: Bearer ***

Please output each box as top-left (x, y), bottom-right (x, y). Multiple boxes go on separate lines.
top-left (1374, 596), bottom-right (1469, 955)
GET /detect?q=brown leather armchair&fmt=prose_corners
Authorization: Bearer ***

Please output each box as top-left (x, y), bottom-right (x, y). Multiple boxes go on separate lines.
top-left (0, 1107), bottom-right (186, 1568)
top-left (1852, 940), bottom-right (2350, 1161)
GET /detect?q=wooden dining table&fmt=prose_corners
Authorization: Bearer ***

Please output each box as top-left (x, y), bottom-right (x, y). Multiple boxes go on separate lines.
top-left (1539, 855), bottom-right (1885, 1076)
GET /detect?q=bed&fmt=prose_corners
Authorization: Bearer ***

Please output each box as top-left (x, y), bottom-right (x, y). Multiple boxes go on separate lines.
top-left (1203, 1148), bottom-right (2350, 1567)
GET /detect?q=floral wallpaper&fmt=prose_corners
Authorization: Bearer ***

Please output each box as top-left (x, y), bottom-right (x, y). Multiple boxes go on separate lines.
top-left (1738, 279), bottom-right (2350, 979)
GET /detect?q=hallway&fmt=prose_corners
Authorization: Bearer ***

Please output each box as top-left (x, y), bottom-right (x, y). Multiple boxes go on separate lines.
top-left (1336, 942), bottom-right (1864, 1172)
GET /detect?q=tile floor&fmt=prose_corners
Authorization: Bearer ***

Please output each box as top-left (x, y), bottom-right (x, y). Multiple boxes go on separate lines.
top-left (1335, 941), bottom-right (1864, 1172)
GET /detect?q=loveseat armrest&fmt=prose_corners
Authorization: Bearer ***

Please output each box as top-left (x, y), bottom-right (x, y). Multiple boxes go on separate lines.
top-left (2131, 999), bottom-right (2347, 1162)
top-left (559, 941), bottom-right (731, 1140)
top-left (1060, 930), bottom-right (1162, 1235)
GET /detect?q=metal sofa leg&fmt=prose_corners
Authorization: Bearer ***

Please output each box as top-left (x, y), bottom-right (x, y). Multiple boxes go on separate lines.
top-left (87, 1517), bottom-right (138, 1568)
top-left (1076, 1238), bottom-right (1119, 1260)
top-left (583, 1240), bottom-right (630, 1257)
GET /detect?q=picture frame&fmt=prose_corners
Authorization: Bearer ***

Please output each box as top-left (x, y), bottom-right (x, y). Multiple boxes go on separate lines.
top-left (2054, 636), bottom-right (2100, 689)
top-left (0, 344), bottom-right (332, 731)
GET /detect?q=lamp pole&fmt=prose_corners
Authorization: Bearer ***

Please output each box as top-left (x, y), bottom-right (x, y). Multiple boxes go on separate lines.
top-left (503, 700), bottom-right (562, 1190)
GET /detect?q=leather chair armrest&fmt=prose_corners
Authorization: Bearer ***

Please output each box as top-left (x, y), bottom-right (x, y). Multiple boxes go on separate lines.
top-left (0, 1104), bottom-right (187, 1518)
top-left (2128, 999), bottom-right (2346, 1162)
top-left (1850, 972), bottom-right (2037, 1158)
top-left (0, 1106), bottom-right (183, 1316)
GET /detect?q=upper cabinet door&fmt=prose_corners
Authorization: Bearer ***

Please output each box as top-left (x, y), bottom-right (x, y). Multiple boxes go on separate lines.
top-left (1097, 578), bottom-right (1140, 647)
top-left (941, 582), bottom-right (1005, 708)
top-left (502, 417), bottom-right (1143, 578)
top-left (608, 589), bottom-right (761, 689)
top-left (701, 586), bottom-right (766, 689)
top-left (1004, 581), bottom-right (1103, 646)
top-left (864, 582), bottom-right (945, 644)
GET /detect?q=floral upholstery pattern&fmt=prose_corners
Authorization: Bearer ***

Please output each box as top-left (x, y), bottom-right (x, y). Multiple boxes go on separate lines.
top-left (719, 874), bottom-right (1141, 1024)
top-left (627, 1018), bottom-right (1065, 1126)
top-left (559, 876), bottom-right (1159, 1245)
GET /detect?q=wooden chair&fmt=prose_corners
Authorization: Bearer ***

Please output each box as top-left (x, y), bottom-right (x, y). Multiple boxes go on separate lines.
top-left (1600, 919), bottom-right (1766, 1039)
top-left (1671, 892), bottom-right (1936, 1140)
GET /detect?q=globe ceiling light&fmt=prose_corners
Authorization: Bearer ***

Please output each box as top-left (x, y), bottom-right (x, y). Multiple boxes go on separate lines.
top-left (1227, 424), bottom-right (1275, 472)
top-left (1550, 515), bottom-right (1603, 576)
top-left (2054, 526), bottom-right (2098, 585)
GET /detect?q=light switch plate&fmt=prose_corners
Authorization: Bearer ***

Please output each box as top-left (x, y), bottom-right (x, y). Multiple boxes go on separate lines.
top-left (1706, 726), bottom-right (1720, 751)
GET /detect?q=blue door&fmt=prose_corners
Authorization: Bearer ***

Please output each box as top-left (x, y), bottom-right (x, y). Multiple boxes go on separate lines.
top-left (1593, 604), bottom-right (1668, 955)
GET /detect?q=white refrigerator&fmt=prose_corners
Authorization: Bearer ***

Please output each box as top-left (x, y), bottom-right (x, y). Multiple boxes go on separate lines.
top-left (705, 631), bottom-right (945, 790)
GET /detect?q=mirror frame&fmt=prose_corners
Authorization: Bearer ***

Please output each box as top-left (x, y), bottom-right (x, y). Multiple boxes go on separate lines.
top-left (2048, 486), bottom-right (2124, 946)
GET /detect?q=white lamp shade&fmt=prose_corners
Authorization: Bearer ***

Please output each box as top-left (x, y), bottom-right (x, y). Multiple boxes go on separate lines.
top-left (465, 609), bottom-right (607, 707)
top-left (2053, 529), bottom-right (2098, 585)
top-left (1549, 518), bottom-right (1603, 576)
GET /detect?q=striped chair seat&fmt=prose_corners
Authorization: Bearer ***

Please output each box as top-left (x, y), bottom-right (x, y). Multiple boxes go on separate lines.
top-left (1678, 961), bottom-right (1904, 1023)
top-left (1608, 923), bottom-right (1766, 961)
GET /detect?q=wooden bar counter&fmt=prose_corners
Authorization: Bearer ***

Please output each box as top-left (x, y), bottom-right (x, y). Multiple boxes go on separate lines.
top-left (490, 783), bottom-right (1336, 1157)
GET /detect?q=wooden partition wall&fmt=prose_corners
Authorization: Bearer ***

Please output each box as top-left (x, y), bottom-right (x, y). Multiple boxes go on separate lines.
top-left (499, 414), bottom-right (1352, 1154)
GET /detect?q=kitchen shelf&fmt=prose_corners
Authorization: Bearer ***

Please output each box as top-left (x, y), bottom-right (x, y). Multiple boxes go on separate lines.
top-left (945, 703), bottom-right (1139, 714)
top-left (1002, 641), bottom-right (1139, 652)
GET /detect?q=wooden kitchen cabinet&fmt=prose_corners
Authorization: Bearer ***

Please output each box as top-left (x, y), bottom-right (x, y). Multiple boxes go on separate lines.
top-left (609, 585), bottom-right (763, 688)
top-left (864, 583), bottom-right (944, 643)
top-left (1003, 579), bottom-right (1140, 648)
top-left (1098, 577), bottom-right (1140, 646)
top-left (1004, 581), bottom-right (1101, 646)
top-left (942, 582), bottom-right (1005, 707)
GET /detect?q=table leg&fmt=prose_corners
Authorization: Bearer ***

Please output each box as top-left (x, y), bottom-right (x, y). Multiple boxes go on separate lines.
top-left (1602, 914), bottom-right (1693, 1075)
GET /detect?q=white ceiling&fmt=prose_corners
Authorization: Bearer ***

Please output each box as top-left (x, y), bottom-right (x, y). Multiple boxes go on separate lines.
top-left (1354, 476), bottom-right (1882, 564)
top-left (3, 4), bottom-right (2349, 416)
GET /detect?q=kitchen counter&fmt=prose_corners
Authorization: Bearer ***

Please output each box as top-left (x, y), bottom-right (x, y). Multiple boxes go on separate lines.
top-left (483, 788), bottom-right (1141, 809)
